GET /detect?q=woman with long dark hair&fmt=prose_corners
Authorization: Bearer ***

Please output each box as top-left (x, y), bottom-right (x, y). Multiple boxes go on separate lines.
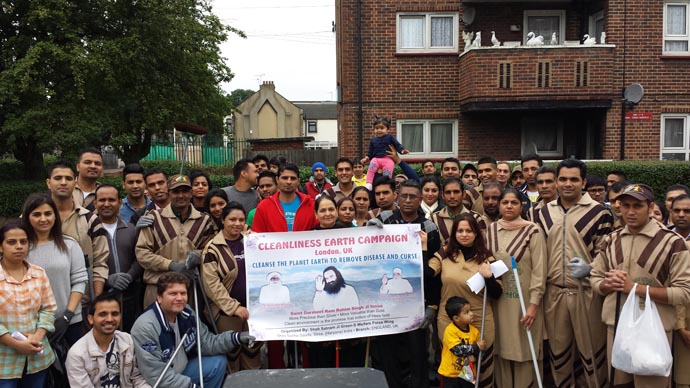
top-left (204, 189), bottom-right (229, 232)
top-left (428, 213), bottom-right (502, 388)
top-left (351, 186), bottom-right (371, 227)
top-left (190, 169), bottom-right (213, 211)
top-left (23, 193), bottom-right (88, 347)
top-left (201, 201), bottom-right (260, 372)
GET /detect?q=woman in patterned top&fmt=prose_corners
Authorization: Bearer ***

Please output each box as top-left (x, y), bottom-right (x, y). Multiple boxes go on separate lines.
top-left (0, 222), bottom-right (57, 386)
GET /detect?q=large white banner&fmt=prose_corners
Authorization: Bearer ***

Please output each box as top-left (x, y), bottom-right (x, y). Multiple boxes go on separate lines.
top-left (244, 224), bottom-right (425, 341)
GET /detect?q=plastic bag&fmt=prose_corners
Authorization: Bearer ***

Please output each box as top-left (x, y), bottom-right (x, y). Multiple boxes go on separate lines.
top-left (611, 284), bottom-right (673, 376)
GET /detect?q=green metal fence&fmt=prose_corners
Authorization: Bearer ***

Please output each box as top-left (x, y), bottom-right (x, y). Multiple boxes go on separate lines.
top-left (144, 137), bottom-right (234, 166)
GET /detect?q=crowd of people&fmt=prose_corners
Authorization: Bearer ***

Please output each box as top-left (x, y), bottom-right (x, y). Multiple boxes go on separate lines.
top-left (2, 133), bottom-right (690, 388)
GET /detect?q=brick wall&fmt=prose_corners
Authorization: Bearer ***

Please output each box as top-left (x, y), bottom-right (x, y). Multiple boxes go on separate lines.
top-left (251, 140), bottom-right (306, 152)
top-left (337, 0), bottom-right (690, 161)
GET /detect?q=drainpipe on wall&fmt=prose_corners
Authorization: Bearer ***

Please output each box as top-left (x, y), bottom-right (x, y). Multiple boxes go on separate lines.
top-left (357, 0), bottom-right (363, 156)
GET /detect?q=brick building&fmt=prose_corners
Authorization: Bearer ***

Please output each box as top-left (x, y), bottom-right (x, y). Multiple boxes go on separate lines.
top-left (335, 0), bottom-right (690, 161)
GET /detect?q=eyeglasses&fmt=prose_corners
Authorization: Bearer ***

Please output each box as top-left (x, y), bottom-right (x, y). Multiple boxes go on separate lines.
top-left (399, 194), bottom-right (420, 201)
top-left (587, 188), bottom-right (606, 194)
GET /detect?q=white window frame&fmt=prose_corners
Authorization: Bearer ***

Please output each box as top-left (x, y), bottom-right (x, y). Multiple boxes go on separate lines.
top-left (396, 12), bottom-right (459, 54)
top-left (663, 2), bottom-right (690, 55)
top-left (397, 119), bottom-right (458, 158)
top-left (523, 10), bottom-right (566, 45)
top-left (660, 114), bottom-right (690, 160)
top-left (307, 120), bottom-right (317, 134)
top-left (521, 117), bottom-right (564, 157)
top-left (588, 10), bottom-right (605, 43)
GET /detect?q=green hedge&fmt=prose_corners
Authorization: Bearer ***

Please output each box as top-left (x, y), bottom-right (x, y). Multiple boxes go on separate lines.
top-left (2, 160), bottom-right (688, 217)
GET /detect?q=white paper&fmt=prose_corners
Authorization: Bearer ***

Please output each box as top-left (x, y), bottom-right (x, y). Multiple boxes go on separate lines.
top-left (491, 260), bottom-right (509, 278)
top-left (467, 272), bottom-right (486, 294)
top-left (12, 331), bottom-right (43, 354)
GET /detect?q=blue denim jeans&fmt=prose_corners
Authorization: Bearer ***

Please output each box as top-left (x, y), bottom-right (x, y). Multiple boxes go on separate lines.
top-left (0, 368), bottom-right (47, 388)
top-left (182, 354), bottom-right (227, 388)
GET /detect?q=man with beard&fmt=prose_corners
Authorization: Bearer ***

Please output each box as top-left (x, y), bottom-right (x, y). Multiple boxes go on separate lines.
top-left (259, 272), bottom-right (291, 305)
top-left (422, 160), bottom-right (437, 179)
top-left (136, 174), bottom-right (216, 306)
top-left (529, 166), bottom-right (558, 221)
top-left (313, 266), bottom-right (360, 310)
top-left (73, 147), bottom-right (104, 210)
top-left (481, 182), bottom-right (502, 225)
top-left (222, 158), bottom-right (259, 213)
top-left (669, 194), bottom-right (690, 388)
top-left (519, 154), bottom-right (543, 203)
top-left (66, 294), bottom-right (150, 387)
top-left (130, 168), bottom-right (170, 225)
top-left (303, 162), bottom-right (333, 199)
top-left (431, 177), bottom-right (486, 246)
top-left (463, 156), bottom-right (499, 214)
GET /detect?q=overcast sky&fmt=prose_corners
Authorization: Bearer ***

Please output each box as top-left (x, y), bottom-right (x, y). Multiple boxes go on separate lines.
top-left (212, 0), bottom-right (337, 102)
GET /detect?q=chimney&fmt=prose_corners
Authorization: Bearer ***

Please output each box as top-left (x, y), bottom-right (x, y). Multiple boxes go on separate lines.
top-left (261, 81), bottom-right (275, 90)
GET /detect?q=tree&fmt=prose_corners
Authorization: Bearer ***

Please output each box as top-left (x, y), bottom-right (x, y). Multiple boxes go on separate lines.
top-left (229, 88), bottom-right (256, 112)
top-left (0, 0), bottom-right (244, 176)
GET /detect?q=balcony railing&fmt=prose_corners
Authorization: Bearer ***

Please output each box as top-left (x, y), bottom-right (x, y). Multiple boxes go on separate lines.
top-left (459, 44), bottom-right (616, 111)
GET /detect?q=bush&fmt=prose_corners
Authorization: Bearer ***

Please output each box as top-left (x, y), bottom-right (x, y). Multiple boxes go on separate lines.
top-left (3, 160), bottom-right (687, 217)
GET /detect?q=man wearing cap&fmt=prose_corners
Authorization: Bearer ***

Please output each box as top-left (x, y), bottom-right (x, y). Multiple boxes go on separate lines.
top-left (222, 158), bottom-right (259, 213)
top-left (303, 162), bottom-right (332, 199)
top-left (259, 272), bottom-right (291, 305)
top-left (589, 184), bottom-right (690, 387)
top-left (510, 166), bottom-right (525, 188)
top-left (136, 174), bottom-right (216, 306)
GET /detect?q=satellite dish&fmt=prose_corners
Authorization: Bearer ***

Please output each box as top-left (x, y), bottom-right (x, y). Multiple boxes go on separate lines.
top-left (623, 83), bottom-right (644, 104)
top-left (462, 7), bottom-right (476, 25)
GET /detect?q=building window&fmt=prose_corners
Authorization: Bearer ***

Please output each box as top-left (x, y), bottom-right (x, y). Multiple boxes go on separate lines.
top-left (589, 10), bottom-right (605, 43)
top-left (307, 121), bottom-right (317, 133)
top-left (575, 61), bottom-right (589, 86)
top-left (521, 117), bottom-right (564, 157)
top-left (397, 13), bottom-right (459, 53)
top-left (661, 115), bottom-right (690, 160)
top-left (536, 62), bottom-right (551, 88)
top-left (397, 119), bottom-right (458, 158)
top-left (498, 62), bottom-right (512, 89)
top-left (664, 2), bottom-right (690, 54)
top-left (523, 10), bottom-right (566, 45)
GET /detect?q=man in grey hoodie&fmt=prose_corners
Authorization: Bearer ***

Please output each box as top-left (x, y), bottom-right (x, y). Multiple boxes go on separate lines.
top-left (131, 272), bottom-right (254, 388)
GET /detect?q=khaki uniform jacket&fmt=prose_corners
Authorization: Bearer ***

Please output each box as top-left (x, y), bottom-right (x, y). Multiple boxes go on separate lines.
top-left (72, 182), bottom-right (98, 210)
top-left (487, 222), bottom-right (547, 361)
top-left (62, 206), bottom-right (110, 301)
top-left (462, 184), bottom-right (484, 214)
top-left (135, 204), bottom-right (215, 286)
top-left (201, 232), bottom-right (242, 318)
top-left (534, 193), bottom-right (612, 289)
top-left (430, 206), bottom-right (487, 247)
top-left (590, 220), bottom-right (690, 331)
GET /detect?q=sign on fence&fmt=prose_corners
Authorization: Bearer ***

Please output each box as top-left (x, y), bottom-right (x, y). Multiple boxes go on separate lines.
top-left (245, 225), bottom-right (425, 341)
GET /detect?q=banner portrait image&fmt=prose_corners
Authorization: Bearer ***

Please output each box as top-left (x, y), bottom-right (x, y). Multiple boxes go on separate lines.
top-left (244, 224), bottom-right (425, 341)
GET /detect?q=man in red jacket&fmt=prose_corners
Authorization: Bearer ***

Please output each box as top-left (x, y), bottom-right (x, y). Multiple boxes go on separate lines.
top-left (250, 162), bottom-right (318, 369)
top-left (252, 163), bottom-right (318, 233)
